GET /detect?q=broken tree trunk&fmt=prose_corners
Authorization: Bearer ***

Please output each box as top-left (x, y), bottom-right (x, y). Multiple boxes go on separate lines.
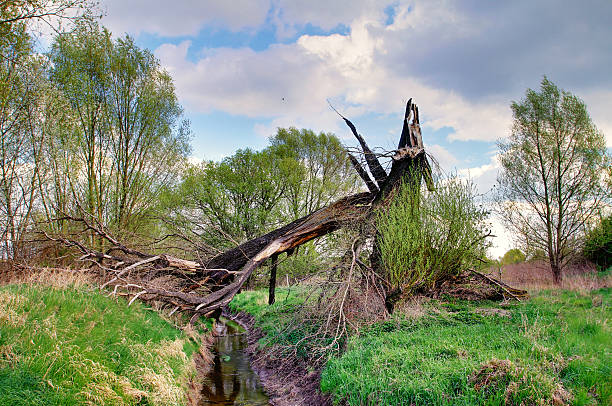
top-left (268, 253), bottom-right (278, 305)
top-left (173, 99), bottom-right (435, 318)
top-left (46, 99), bottom-right (524, 321)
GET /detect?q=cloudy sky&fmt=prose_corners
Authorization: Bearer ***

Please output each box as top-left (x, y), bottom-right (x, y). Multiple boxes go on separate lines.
top-left (99, 0), bottom-right (611, 257)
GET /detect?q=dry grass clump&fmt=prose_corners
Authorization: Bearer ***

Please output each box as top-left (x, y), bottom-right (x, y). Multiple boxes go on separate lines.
top-left (0, 290), bottom-right (27, 327)
top-left (0, 264), bottom-right (96, 288)
top-left (470, 358), bottom-right (574, 405)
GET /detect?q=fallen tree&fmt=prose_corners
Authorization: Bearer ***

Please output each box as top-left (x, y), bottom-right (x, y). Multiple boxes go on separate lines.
top-left (41, 99), bottom-right (526, 322)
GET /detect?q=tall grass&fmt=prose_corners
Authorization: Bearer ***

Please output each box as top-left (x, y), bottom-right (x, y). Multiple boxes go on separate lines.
top-left (377, 174), bottom-right (490, 294)
top-left (321, 288), bottom-right (611, 405)
top-left (0, 283), bottom-right (199, 405)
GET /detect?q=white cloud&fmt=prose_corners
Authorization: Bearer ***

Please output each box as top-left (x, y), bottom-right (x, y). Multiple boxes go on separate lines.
top-left (458, 154), bottom-right (500, 196)
top-left (488, 214), bottom-right (513, 259)
top-left (154, 40), bottom-right (346, 132)
top-left (581, 90), bottom-right (612, 148)
top-left (154, 9), bottom-right (514, 145)
top-left (276, 0), bottom-right (387, 31)
top-left (427, 144), bottom-right (458, 172)
top-left (102, 0), bottom-right (270, 36)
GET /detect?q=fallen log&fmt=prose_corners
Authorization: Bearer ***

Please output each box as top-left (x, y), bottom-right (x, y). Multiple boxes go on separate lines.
top-left (43, 99), bottom-right (525, 320)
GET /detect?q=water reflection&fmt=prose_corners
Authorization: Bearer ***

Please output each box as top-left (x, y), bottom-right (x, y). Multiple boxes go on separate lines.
top-left (200, 319), bottom-right (270, 406)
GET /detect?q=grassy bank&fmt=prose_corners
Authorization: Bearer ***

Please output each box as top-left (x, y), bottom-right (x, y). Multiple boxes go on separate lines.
top-left (0, 282), bottom-right (200, 405)
top-left (232, 287), bottom-right (610, 405)
top-left (229, 287), bottom-right (313, 355)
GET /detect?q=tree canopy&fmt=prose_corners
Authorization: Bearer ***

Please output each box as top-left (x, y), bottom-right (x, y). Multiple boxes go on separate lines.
top-left (497, 77), bottom-right (609, 282)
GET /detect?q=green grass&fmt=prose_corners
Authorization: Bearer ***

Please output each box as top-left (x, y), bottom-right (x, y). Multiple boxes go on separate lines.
top-left (320, 289), bottom-right (611, 405)
top-left (229, 287), bottom-right (311, 351)
top-left (0, 283), bottom-right (199, 405)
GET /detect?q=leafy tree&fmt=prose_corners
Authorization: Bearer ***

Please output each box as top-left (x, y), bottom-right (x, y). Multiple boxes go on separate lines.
top-left (48, 23), bottom-right (111, 229)
top-left (161, 129), bottom-right (358, 259)
top-left (269, 127), bottom-right (359, 220)
top-left (47, 23), bottom-right (190, 236)
top-left (0, 0), bottom-right (97, 28)
top-left (0, 24), bottom-right (47, 258)
top-left (105, 35), bottom-right (190, 230)
top-left (497, 77), bottom-right (609, 283)
top-left (500, 248), bottom-right (526, 265)
top-left (162, 148), bottom-right (288, 252)
top-left (583, 215), bottom-right (611, 271)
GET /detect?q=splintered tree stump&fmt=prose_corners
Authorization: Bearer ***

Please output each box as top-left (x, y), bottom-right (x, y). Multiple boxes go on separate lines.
top-left (184, 99), bottom-right (433, 317)
top-left (49, 99), bottom-right (523, 320)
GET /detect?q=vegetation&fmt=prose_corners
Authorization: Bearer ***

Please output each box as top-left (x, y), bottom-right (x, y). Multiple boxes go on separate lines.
top-left (1, 2), bottom-right (609, 405)
top-left (47, 22), bottom-right (191, 236)
top-left (0, 16), bottom-right (190, 259)
top-left (0, 282), bottom-right (199, 405)
top-left (377, 174), bottom-right (490, 297)
top-left (231, 287), bottom-right (611, 405)
top-left (497, 77), bottom-right (609, 283)
top-left (500, 248), bottom-right (526, 265)
top-left (0, 0), bottom-right (96, 28)
top-left (159, 127), bottom-right (358, 258)
top-left (328, 289), bottom-right (610, 405)
top-left (229, 287), bottom-right (311, 353)
top-left (583, 215), bottom-right (612, 271)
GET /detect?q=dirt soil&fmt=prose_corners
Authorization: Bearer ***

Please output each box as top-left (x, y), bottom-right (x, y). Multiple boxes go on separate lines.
top-left (227, 310), bottom-right (332, 406)
top-left (185, 336), bottom-right (214, 406)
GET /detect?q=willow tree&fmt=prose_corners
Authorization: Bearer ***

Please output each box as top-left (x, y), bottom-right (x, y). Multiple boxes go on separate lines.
top-left (47, 23), bottom-right (190, 236)
top-left (0, 19), bottom-right (57, 259)
top-left (497, 77), bottom-right (609, 283)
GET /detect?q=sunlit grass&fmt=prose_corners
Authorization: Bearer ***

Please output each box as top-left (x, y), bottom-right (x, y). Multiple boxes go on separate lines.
top-left (320, 289), bottom-right (611, 405)
top-left (0, 283), bottom-right (199, 405)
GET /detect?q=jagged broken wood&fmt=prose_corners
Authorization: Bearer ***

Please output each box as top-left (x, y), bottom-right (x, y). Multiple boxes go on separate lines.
top-left (44, 99), bottom-right (525, 321)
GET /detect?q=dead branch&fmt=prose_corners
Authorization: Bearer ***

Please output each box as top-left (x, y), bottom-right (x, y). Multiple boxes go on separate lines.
top-left (41, 99), bottom-right (522, 322)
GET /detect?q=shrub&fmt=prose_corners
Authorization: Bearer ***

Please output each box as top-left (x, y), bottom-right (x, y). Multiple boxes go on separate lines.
top-left (583, 215), bottom-right (612, 270)
top-left (500, 248), bottom-right (526, 265)
top-left (377, 174), bottom-right (490, 294)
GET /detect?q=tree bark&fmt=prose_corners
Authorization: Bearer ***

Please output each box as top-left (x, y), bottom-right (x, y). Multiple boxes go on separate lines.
top-left (551, 263), bottom-right (562, 284)
top-left (269, 253), bottom-right (278, 305)
top-left (48, 99), bottom-right (438, 317)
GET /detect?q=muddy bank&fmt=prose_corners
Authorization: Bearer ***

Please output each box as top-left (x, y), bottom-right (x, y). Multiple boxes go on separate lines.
top-left (186, 333), bottom-right (215, 406)
top-left (227, 310), bottom-right (332, 406)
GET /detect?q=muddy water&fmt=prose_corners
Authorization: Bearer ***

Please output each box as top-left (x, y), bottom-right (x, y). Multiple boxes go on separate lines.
top-left (200, 318), bottom-right (270, 405)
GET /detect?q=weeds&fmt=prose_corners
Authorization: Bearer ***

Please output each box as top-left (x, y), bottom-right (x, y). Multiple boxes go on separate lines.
top-left (320, 289), bottom-right (611, 405)
top-left (376, 174), bottom-right (490, 295)
top-left (0, 282), bottom-right (199, 405)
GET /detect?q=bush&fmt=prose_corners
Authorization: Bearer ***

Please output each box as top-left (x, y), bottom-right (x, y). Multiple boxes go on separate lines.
top-left (377, 174), bottom-right (490, 294)
top-left (584, 215), bottom-right (612, 270)
top-left (500, 248), bottom-right (526, 265)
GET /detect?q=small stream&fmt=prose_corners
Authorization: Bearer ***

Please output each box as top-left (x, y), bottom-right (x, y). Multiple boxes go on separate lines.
top-left (200, 318), bottom-right (271, 405)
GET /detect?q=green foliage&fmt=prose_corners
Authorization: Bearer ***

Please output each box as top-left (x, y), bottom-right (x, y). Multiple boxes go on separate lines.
top-left (497, 77), bottom-right (609, 279)
top-left (276, 242), bottom-right (322, 282)
top-left (584, 215), bottom-right (612, 270)
top-left (377, 174), bottom-right (490, 294)
top-left (269, 127), bottom-right (359, 219)
top-left (500, 248), bottom-right (526, 265)
top-left (228, 288), bottom-right (315, 356)
top-left (46, 22), bottom-right (190, 236)
top-left (0, 284), bottom-right (198, 405)
top-left (0, 22), bottom-right (44, 259)
top-left (160, 147), bottom-right (288, 251)
top-left (160, 128), bottom-right (357, 256)
top-left (320, 289), bottom-right (611, 405)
